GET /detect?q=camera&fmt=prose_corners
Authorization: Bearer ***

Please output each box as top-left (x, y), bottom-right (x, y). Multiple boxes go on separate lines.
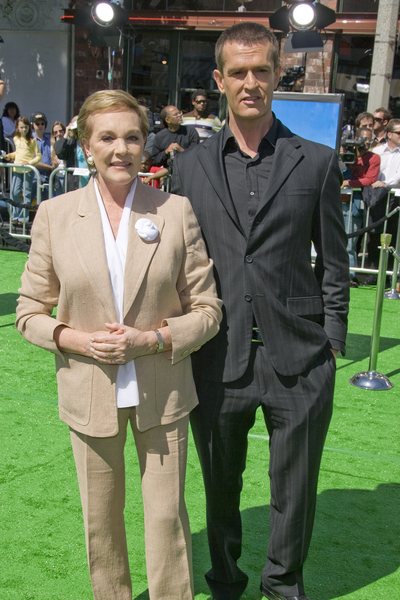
top-left (278, 66), bottom-right (305, 91)
top-left (340, 135), bottom-right (369, 164)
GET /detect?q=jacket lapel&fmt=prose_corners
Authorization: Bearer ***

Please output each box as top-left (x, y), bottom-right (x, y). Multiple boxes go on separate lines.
top-left (198, 131), bottom-right (246, 237)
top-left (123, 180), bottom-right (165, 319)
top-left (251, 132), bottom-right (305, 228)
top-left (71, 179), bottom-right (118, 321)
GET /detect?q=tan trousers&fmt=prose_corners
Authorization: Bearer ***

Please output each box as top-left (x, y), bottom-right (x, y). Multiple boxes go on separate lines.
top-left (70, 409), bottom-right (194, 600)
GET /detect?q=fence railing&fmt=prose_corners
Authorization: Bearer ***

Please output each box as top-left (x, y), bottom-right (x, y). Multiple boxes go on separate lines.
top-left (0, 163), bottom-right (42, 240)
top-left (341, 186), bottom-right (400, 282)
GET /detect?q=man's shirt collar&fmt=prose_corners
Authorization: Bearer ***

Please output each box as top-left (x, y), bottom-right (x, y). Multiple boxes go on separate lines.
top-left (222, 113), bottom-right (279, 154)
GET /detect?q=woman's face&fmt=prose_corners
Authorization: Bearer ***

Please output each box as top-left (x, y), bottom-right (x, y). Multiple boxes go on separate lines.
top-left (8, 106), bottom-right (17, 120)
top-left (83, 109), bottom-right (144, 192)
top-left (53, 125), bottom-right (65, 139)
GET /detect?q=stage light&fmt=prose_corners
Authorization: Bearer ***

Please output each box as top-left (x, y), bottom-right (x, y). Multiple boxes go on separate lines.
top-left (91, 1), bottom-right (129, 28)
top-left (269, 1), bottom-right (336, 54)
top-left (289, 3), bottom-right (317, 30)
top-left (92, 2), bottom-right (114, 26)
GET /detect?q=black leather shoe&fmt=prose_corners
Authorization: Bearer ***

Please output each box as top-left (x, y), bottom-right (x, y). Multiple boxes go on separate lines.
top-left (260, 581), bottom-right (311, 600)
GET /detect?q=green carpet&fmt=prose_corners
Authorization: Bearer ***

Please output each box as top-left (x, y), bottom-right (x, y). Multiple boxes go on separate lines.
top-left (1, 250), bottom-right (399, 599)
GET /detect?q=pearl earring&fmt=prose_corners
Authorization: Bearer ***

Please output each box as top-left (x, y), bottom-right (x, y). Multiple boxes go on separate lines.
top-left (87, 156), bottom-right (94, 166)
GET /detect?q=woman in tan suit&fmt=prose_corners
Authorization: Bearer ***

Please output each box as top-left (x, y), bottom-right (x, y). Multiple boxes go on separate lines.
top-left (16, 90), bottom-right (222, 600)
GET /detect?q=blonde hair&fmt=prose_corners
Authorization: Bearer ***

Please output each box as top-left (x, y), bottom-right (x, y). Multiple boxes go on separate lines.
top-left (77, 90), bottom-right (149, 145)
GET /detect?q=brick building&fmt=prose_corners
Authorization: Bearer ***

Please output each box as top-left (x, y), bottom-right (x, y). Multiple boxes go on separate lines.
top-left (63, 1), bottom-right (399, 124)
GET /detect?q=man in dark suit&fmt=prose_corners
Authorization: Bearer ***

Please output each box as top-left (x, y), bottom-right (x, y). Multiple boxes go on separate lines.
top-left (172, 22), bottom-right (349, 600)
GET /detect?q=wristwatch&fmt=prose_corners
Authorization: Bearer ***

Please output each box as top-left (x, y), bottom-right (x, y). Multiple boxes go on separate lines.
top-left (154, 329), bottom-right (164, 353)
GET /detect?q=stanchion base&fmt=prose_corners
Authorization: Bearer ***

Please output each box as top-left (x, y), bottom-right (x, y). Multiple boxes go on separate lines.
top-left (349, 370), bottom-right (394, 390)
top-left (384, 289), bottom-right (400, 299)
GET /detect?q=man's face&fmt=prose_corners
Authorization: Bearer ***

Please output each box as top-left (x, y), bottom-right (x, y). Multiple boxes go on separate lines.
top-left (356, 128), bottom-right (372, 152)
top-left (214, 41), bottom-right (280, 126)
top-left (193, 95), bottom-right (207, 116)
top-left (374, 111), bottom-right (387, 133)
top-left (388, 127), bottom-right (400, 148)
top-left (165, 106), bottom-right (182, 129)
top-left (33, 120), bottom-right (46, 138)
top-left (359, 117), bottom-right (373, 130)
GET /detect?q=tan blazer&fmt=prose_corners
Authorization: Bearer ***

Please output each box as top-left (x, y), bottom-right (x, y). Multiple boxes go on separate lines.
top-left (16, 178), bottom-right (222, 437)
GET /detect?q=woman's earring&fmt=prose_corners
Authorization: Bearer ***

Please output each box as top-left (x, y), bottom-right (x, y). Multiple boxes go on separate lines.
top-left (87, 156), bottom-right (94, 166)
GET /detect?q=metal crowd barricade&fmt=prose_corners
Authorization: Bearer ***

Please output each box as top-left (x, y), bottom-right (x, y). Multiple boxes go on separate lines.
top-left (0, 162), bottom-right (42, 239)
top-left (0, 137), bottom-right (15, 197)
top-left (48, 169), bottom-right (171, 198)
top-left (343, 187), bottom-right (400, 283)
top-left (360, 189), bottom-right (394, 269)
top-left (138, 172), bottom-right (171, 191)
top-left (48, 166), bottom-right (91, 198)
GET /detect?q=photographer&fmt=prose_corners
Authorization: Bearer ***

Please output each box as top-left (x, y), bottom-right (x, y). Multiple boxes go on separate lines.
top-left (341, 126), bottom-right (380, 286)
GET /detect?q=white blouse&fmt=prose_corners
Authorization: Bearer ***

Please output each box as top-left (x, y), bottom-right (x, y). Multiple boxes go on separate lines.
top-left (94, 178), bottom-right (140, 408)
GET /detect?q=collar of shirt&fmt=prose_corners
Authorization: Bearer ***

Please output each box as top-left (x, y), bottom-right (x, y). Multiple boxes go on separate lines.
top-left (222, 113), bottom-right (279, 156)
top-left (377, 142), bottom-right (400, 155)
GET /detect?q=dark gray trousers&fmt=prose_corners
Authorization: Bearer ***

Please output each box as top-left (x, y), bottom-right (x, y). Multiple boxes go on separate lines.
top-left (191, 342), bottom-right (335, 600)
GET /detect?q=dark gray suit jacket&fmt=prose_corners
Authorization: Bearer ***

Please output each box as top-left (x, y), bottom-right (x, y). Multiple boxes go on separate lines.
top-left (172, 118), bottom-right (350, 382)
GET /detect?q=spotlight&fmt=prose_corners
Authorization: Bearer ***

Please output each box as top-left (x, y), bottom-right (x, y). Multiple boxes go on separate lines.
top-left (269, 0), bottom-right (336, 53)
top-left (91, 1), bottom-right (129, 28)
top-left (289, 3), bottom-right (317, 31)
top-left (73, 1), bottom-right (129, 28)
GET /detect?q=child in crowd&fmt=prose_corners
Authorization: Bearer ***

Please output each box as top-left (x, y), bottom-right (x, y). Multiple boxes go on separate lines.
top-left (139, 151), bottom-right (168, 189)
top-left (6, 116), bottom-right (41, 223)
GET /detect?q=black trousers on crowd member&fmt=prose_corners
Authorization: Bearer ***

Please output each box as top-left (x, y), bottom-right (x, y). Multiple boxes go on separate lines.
top-left (190, 342), bottom-right (336, 600)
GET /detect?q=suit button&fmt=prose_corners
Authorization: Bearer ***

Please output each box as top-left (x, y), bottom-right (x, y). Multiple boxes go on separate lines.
top-left (245, 294), bottom-right (252, 302)
top-left (245, 255), bottom-right (253, 263)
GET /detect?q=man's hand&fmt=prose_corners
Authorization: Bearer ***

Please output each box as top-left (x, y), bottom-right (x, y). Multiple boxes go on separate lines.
top-left (341, 180), bottom-right (350, 189)
top-left (371, 181), bottom-right (386, 188)
top-left (166, 142), bottom-right (184, 155)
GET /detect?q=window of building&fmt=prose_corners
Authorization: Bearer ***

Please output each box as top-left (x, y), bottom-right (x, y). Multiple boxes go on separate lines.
top-left (130, 0), bottom-right (282, 10)
top-left (180, 33), bottom-right (221, 116)
top-left (337, 0), bottom-right (378, 12)
top-left (130, 31), bottom-right (170, 116)
top-left (334, 33), bottom-right (400, 124)
top-left (129, 29), bottom-right (223, 127)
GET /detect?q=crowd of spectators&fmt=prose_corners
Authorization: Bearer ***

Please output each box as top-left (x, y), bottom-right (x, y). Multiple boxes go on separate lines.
top-left (341, 106), bottom-right (400, 287)
top-left (1, 88), bottom-right (222, 223)
top-left (2, 82), bottom-right (398, 288)
top-left (0, 95), bottom-right (91, 225)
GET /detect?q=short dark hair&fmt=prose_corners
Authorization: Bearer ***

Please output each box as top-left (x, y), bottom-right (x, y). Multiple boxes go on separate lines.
top-left (355, 111), bottom-right (373, 129)
top-left (2, 102), bottom-right (20, 119)
top-left (191, 89), bottom-right (207, 102)
top-left (160, 106), bottom-right (170, 127)
top-left (356, 127), bottom-right (372, 139)
top-left (386, 118), bottom-right (400, 133)
top-left (215, 22), bottom-right (280, 73)
top-left (374, 107), bottom-right (392, 122)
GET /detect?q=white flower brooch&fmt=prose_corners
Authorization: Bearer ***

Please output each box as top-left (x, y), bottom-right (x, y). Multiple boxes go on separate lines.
top-left (135, 218), bottom-right (159, 241)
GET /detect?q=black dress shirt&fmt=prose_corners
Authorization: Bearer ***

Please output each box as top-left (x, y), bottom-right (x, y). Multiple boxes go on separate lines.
top-left (223, 116), bottom-right (279, 235)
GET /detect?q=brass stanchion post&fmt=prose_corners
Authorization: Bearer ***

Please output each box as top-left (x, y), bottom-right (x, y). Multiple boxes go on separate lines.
top-left (384, 203), bottom-right (400, 299)
top-left (349, 233), bottom-right (394, 390)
